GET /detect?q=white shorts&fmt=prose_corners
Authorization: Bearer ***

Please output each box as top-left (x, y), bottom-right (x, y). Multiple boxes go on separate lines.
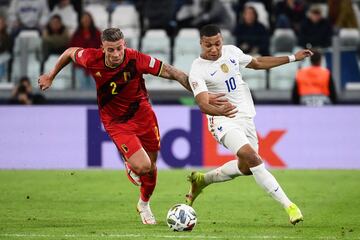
top-left (208, 116), bottom-right (258, 154)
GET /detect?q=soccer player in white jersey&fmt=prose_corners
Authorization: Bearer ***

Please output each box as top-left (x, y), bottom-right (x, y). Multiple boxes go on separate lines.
top-left (186, 24), bottom-right (312, 225)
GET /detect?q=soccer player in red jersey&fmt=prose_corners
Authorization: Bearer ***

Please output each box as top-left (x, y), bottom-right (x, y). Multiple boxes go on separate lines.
top-left (38, 28), bottom-right (236, 225)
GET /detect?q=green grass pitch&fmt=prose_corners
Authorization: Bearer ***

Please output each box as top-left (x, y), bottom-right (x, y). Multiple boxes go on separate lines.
top-left (0, 169), bottom-right (360, 239)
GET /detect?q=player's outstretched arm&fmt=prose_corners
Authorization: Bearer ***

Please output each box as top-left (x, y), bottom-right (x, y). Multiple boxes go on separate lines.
top-left (158, 63), bottom-right (192, 92)
top-left (246, 49), bottom-right (313, 70)
top-left (158, 64), bottom-right (229, 106)
top-left (38, 47), bottom-right (80, 91)
top-left (195, 92), bottom-right (237, 118)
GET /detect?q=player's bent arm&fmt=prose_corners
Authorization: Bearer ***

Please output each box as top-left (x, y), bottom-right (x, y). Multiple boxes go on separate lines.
top-left (38, 47), bottom-right (80, 91)
top-left (246, 49), bottom-right (313, 70)
top-left (49, 47), bottom-right (80, 79)
top-left (246, 56), bottom-right (289, 70)
top-left (158, 64), bottom-right (231, 106)
top-left (158, 63), bottom-right (192, 92)
top-left (195, 92), bottom-right (237, 118)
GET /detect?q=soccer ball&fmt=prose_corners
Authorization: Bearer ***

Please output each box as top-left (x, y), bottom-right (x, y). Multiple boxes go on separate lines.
top-left (166, 204), bottom-right (197, 231)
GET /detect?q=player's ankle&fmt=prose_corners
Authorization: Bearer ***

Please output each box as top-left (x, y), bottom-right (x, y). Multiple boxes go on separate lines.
top-left (138, 198), bottom-right (149, 207)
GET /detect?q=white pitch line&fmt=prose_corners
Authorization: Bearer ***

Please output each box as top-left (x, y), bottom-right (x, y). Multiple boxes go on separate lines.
top-left (0, 233), bottom-right (358, 240)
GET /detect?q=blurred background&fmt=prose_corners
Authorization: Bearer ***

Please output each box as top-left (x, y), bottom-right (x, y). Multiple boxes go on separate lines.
top-left (0, 0), bottom-right (359, 170)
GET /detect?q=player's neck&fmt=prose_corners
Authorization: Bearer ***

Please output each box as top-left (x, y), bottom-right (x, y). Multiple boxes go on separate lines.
top-left (200, 53), bottom-right (221, 61)
top-left (105, 57), bottom-right (124, 68)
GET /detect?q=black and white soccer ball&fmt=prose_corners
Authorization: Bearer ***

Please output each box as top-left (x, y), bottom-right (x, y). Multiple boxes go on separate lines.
top-left (166, 204), bottom-right (197, 231)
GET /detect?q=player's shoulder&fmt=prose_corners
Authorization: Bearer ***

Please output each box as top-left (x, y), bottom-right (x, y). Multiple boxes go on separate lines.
top-left (81, 48), bottom-right (103, 56)
top-left (190, 57), bottom-right (206, 71)
top-left (78, 48), bottom-right (103, 64)
top-left (124, 48), bottom-right (141, 59)
top-left (223, 45), bottom-right (243, 55)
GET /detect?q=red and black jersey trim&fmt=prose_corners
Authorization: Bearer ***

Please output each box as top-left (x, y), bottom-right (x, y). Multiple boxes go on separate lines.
top-left (73, 48), bottom-right (84, 64)
top-left (156, 62), bottom-right (163, 76)
top-left (110, 101), bottom-right (140, 123)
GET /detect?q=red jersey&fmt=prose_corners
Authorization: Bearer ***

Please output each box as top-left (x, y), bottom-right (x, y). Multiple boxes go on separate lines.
top-left (74, 48), bottom-right (163, 130)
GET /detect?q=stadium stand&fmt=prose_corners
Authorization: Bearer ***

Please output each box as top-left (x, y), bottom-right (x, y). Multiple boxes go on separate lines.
top-left (174, 29), bottom-right (200, 73)
top-left (84, 4), bottom-right (109, 30)
top-left (110, 4), bottom-right (140, 49)
top-left (43, 54), bottom-right (72, 90)
top-left (0, 0), bottom-right (359, 104)
top-left (12, 30), bottom-right (42, 86)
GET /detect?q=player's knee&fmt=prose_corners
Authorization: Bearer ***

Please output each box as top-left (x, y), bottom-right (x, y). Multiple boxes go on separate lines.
top-left (237, 150), bottom-right (262, 169)
top-left (131, 162), bottom-right (151, 176)
top-left (138, 163), bottom-right (152, 175)
top-left (238, 162), bottom-right (252, 175)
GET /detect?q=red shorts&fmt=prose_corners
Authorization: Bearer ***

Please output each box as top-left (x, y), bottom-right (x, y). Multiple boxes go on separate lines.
top-left (108, 106), bottom-right (161, 159)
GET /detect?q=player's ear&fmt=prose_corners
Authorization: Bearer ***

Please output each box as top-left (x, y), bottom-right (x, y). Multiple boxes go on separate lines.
top-left (101, 45), bottom-right (105, 53)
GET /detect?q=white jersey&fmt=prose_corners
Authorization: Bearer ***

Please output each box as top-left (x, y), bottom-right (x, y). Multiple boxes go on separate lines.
top-left (189, 45), bottom-right (256, 120)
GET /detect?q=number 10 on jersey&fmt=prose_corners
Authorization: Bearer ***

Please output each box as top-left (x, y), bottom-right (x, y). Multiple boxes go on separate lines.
top-left (225, 77), bottom-right (236, 92)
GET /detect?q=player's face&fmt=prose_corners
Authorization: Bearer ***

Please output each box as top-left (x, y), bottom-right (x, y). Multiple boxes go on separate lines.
top-left (200, 33), bottom-right (223, 61)
top-left (102, 39), bottom-right (126, 67)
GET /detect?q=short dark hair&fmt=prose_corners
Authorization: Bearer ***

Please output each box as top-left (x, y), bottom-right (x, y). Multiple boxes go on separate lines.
top-left (200, 24), bottom-right (221, 38)
top-left (101, 28), bottom-right (124, 42)
top-left (310, 49), bottom-right (322, 66)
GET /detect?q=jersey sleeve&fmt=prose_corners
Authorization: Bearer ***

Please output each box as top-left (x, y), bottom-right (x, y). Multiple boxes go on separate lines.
top-left (229, 45), bottom-right (253, 67)
top-left (135, 51), bottom-right (163, 76)
top-left (74, 48), bottom-right (91, 68)
top-left (189, 61), bottom-right (208, 97)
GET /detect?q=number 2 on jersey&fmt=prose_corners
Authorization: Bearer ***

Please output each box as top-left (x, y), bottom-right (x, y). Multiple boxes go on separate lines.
top-left (225, 77), bottom-right (236, 92)
top-left (110, 82), bottom-right (118, 95)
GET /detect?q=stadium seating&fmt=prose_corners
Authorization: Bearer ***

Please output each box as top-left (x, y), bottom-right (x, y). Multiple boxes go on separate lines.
top-left (174, 29), bottom-right (200, 73)
top-left (142, 29), bottom-right (170, 63)
top-left (43, 54), bottom-right (72, 90)
top-left (141, 29), bottom-right (182, 90)
top-left (339, 28), bottom-right (360, 48)
top-left (270, 29), bottom-right (297, 54)
top-left (0, 52), bottom-right (10, 82)
top-left (242, 67), bottom-right (267, 90)
top-left (110, 4), bottom-right (140, 49)
top-left (269, 53), bottom-right (298, 90)
top-left (12, 30), bottom-right (42, 86)
top-left (110, 4), bottom-right (139, 29)
top-left (84, 4), bottom-right (109, 30)
top-left (244, 1), bottom-right (270, 29)
top-left (221, 29), bottom-right (236, 45)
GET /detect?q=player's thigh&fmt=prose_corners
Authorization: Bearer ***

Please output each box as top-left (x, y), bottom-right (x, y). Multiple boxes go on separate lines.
top-left (139, 113), bottom-right (161, 164)
top-left (221, 128), bottom-right (262, 169)
top-left (221, 128), bottom-right (250, 156)
top-left (244, 119), bottom-right (259, 153)
top-left (112, 133), bottom-right (151, 174)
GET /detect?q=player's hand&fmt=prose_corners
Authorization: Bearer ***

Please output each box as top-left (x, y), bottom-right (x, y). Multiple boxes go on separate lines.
top-left (294, 49), bottom-right (313, 61)
top-left (208, 93), bottom-right (229, 106)
top-left (38, 74), bottom-right (53, 91)
top-left (219, 102), bottom-right (238, 118)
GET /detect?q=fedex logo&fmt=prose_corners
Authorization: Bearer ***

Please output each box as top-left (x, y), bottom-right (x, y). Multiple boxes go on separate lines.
top-left (87, 109), bottom-right (287, 168)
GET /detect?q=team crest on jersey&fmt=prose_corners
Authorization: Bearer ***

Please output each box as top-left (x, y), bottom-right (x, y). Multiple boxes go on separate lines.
top-left (121, 144), bottom-right (129, 153)
top-left (95, 71), bottom-right (102, 77)
top-left (123, 72), bottom-right (131, 82)
top-left (221, 64), bottom-right (229, 73)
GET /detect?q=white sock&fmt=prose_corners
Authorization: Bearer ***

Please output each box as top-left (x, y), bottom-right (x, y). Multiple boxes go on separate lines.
top-left (204, 160), bottom-right (243, 184)
top-left (250, 163), bottom-right (292, 208)
top-left (138, 198), bottom-right (149, 207)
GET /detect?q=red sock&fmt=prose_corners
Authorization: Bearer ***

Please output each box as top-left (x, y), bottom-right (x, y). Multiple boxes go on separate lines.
top-left (140, 166), bottom-right (157, 202)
